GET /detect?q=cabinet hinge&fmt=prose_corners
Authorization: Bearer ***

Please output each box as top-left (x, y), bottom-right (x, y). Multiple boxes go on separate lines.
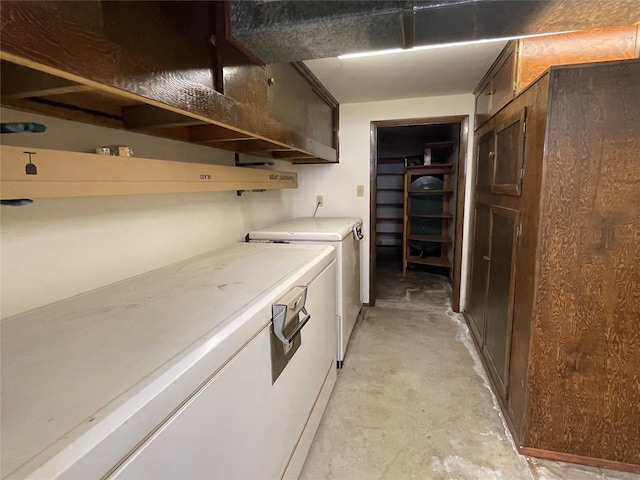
top-left (517, 223), bottom-right (522, 239)
top-left (522, 120), bottom-right (527, 136)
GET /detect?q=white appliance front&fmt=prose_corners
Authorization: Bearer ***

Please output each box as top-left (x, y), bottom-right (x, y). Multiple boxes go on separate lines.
top-left (248, 217), bottom-right (363, 367)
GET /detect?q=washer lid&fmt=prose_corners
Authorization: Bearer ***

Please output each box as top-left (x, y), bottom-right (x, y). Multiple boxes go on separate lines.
top-left (249, 217), bottom-right (363, 242)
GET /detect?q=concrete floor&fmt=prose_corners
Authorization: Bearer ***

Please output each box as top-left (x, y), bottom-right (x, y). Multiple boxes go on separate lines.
top-left (299, 252), bottom-right (640, 480)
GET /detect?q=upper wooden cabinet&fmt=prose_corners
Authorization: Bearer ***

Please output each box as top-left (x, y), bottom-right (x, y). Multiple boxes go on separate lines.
top-left (266, 63), bottom-right (337, 150)
top-left (474, 43), bottom-right (517, 127)
top-left (474, 25), bottom-right (639, 130)
top-left (0, 1), bottom-right (338, 163)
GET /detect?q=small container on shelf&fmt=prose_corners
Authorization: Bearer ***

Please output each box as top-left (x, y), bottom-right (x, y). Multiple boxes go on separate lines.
top-left (423, 147), bottom-right (432, 165)
top-left (95, 145), bottom-right (134, 157)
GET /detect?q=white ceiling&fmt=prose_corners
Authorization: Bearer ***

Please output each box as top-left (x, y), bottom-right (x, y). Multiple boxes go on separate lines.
top-left (304, 40), bottom-right (508, 104)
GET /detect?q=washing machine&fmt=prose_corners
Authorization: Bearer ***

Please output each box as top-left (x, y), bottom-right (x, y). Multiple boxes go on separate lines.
top-left (248, 217), bottom-right (363, 368)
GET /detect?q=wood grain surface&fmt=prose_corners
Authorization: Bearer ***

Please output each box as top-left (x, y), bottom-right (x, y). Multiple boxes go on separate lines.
top-left (475, 130), bottom-right (495, 192)
top-left (267, 63), bottom-right (335, 147)
top-left (0, 1), bottom-right (337, 162)
top-left (465, 203), bottom-right (491, 345)
top-left (492, 108), bottom-right (526, 196)
top-left (0, 145), bottom-right (297, 199)
top-left (504, 74), bottom-right (549, 439)
top-left (517, 25), bottom-right (639, 91)
top-left (527, 60), bottom-right (640, 465)
top-left (483, 206), bottom-right (519, 397)
top-left (468, 61), bottom-right (640, 468)
top-left (490, 45), bottom-right (517, 118)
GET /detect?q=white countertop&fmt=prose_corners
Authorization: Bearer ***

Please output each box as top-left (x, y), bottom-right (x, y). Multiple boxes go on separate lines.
top-left (248, 217), bottom-right (363, 242)
top-left (1, 243), bottom-right (335, 479)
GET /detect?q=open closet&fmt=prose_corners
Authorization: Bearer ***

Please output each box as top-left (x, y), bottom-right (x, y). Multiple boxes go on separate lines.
top-left (370, 116), bottom-right (468, 310)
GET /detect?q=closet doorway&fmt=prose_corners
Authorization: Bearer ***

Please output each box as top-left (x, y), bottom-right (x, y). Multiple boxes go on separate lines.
top-left (369, 116), bottom-right (469, 311)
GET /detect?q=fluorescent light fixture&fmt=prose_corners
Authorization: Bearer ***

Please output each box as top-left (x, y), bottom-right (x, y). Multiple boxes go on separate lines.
top-left (338, 31), bottom-right (575, 60)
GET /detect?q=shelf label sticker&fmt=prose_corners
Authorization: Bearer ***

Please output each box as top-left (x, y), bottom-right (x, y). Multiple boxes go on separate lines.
top-left (269, 174), bottom-right (296, 183)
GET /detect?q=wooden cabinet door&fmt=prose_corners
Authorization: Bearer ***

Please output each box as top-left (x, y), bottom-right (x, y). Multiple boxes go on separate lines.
top-left (465, 203), bottom-right (492, 346)
top-left (476, 130), bottom-right (495, 192)
top-left (266, 63), bottom-right (335, 147)
top-left (475, 78), bottom-right (492, 127)
top-left (489, 44), bottom-right (516, 117)
top-left (493, 108), bottom-right (527, 196)
top-left (483, 206), bottom-right (519, 397)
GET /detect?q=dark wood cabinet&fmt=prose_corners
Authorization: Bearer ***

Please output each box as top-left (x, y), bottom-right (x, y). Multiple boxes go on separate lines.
top-left (475, 108), bottom-right (527, 196)
top-left (0, 1), bottom-right (338, 163)
top-left (467, 204), bottom-right (519, 397)
top-left (266, 63), bottom-right (336, 147)
top-left (474, 43), bottom-right (516, 127)
top-left (476, 132), bottom-right (495, 192)
top-left (489, 45), bottom-right (517, 117)
top-left (483, 206), bottom-right (519, 396)
top-left (466, 59), bottom-right (640, 472)
top-left (474, 25), bottom-right (639, 131)
top-left (466, 204), bottom-right (491, 343)
top-left (475, 78), bottom-right (492, 127)
top-left (493, 108), bottom-right (526, 196)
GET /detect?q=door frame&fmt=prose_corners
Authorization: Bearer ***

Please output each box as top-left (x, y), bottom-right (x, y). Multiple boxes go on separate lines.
top-left (369, 115), bottom-right (469, 311)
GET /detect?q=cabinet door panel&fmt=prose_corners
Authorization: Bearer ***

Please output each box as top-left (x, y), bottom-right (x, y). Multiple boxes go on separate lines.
top-left (266, 63), bottom-right (334, 147)
top-left (465, 203), bottom-right (491, 345)
top-left (490, 46), bottom-right (516, 116)
top-left (475, 78), bottom-right (492, 127)
top-left (476, 131), bottom-right (495, 191)
top-left (493, 108), bottom-right (527, 196)
top-left (484, 207), bottom-right (519, 397)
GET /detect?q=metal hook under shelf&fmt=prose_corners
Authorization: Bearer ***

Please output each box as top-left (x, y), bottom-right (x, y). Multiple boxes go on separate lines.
top-left (1, 199), bottom-right (34, 206)
top-left (236, 189), bottom-right (267, 196)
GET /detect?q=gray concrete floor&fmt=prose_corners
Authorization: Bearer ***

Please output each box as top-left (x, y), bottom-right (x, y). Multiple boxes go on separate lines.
top-left (299, 249), bottom-right (639, 480)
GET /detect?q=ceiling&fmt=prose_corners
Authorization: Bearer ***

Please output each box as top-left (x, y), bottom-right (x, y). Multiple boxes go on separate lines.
top-left (227, 0), bottom-right (640, 105)
top-left (228, 0), bottom-right (640, 63)
top-left (303, 40), bottom-right (507, 104)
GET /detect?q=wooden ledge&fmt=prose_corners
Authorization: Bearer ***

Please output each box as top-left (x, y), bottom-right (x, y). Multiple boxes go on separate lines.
top-left (0, 146), bottom-right (298, 200)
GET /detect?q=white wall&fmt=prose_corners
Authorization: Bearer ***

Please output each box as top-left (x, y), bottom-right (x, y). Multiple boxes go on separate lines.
top-left (0, 108), bottom-right (295, 318)
top-left (292, 94), bottom-right (476, 306)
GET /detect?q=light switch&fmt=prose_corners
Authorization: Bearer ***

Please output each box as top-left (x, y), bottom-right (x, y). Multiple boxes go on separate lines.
top-left (357, 185), bottom-right (364, 197)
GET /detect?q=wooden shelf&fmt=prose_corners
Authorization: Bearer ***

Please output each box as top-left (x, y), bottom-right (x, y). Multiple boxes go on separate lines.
top-left (377, 217), bottom-right (403, 222)
top-left (406, 235), bottom-right (453, 243)
top-left (377, 202), bottom-right (404, 206)
top-left (0, 2), bottom-right (337, 164)
top-left (405, 164), bottom-right (455, 174)
top-left (408, 190), bottom-right (454, 195)
top-left (0, 145), bottom-right (297, 200)
top-left (423, 141), bottom-right (457, 153)
top-left (408, 213), bottom-right (454, 219)
top-left (403, 150), bottom-right (456, 274)
top-left (377, 188), bottom-right (403, 192)
top-left (406, 256), bottom-right (452, 268)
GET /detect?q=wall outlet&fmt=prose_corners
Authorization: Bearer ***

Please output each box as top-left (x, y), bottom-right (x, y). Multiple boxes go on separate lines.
top-left (357, 185), bottom-right (364, 197)
top-left (316, 195), bottom-right (324, 207)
